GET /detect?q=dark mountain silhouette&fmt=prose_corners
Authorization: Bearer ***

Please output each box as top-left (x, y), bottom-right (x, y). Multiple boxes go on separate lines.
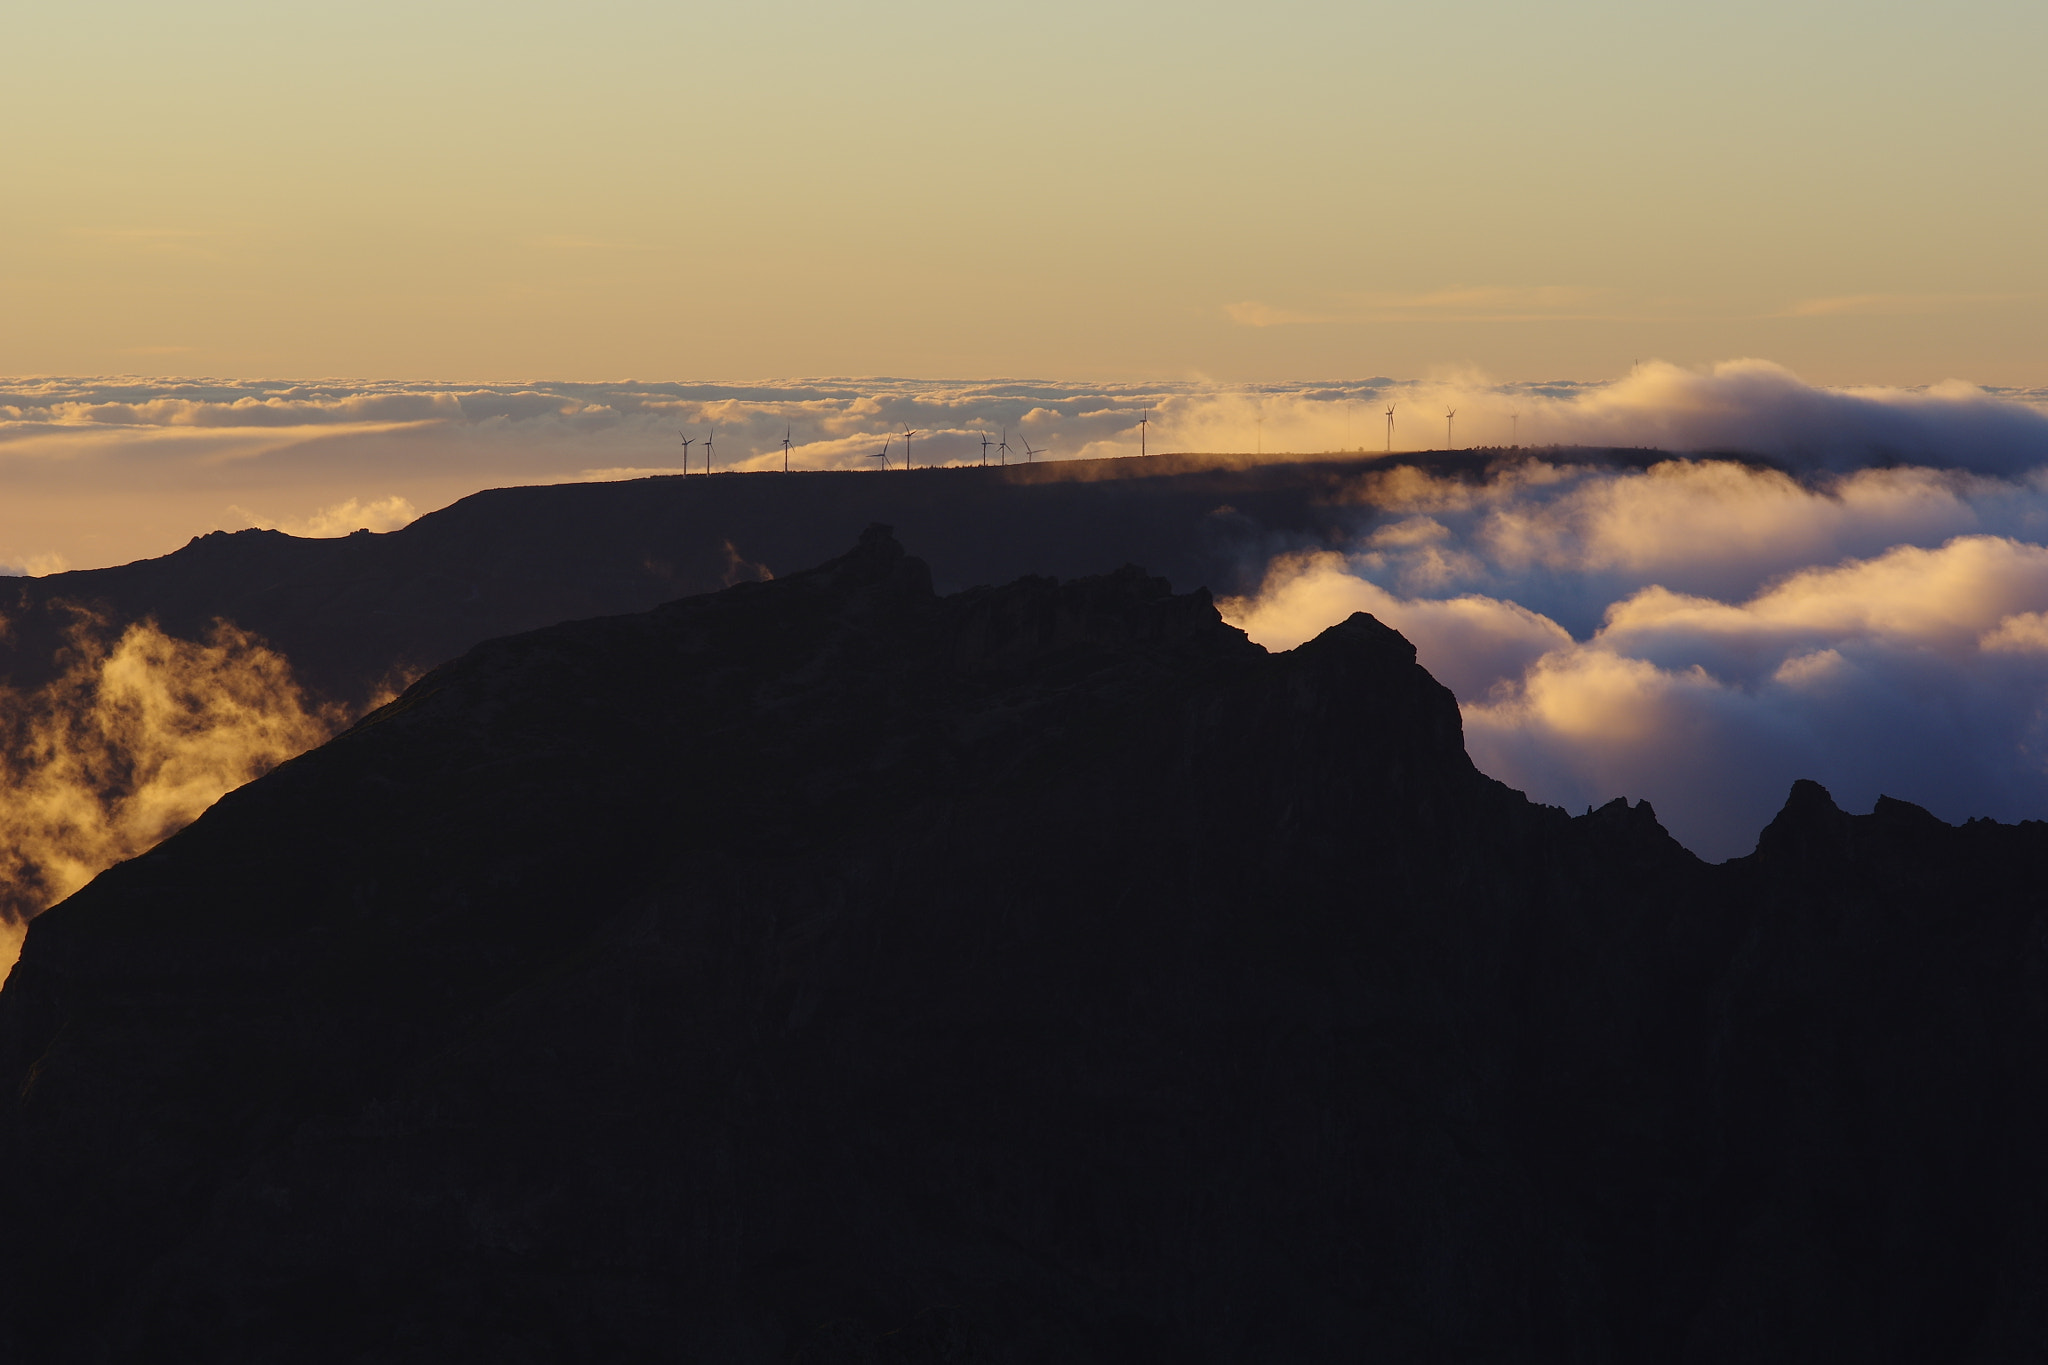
top-left (0, 449), bottom-right (1675, 712)
top-left (1, 527), bottom-right (2042, 1362)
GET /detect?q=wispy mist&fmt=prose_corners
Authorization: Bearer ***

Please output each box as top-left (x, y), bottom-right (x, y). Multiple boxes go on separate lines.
top-left (0, 613), bottom-right (344, 973)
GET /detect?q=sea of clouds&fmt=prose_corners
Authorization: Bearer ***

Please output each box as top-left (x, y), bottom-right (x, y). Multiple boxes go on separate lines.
top-left (8, 360), bottom-right (2048, 861)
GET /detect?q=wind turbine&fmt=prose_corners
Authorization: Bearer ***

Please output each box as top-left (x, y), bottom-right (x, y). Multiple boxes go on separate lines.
top-left (1384, 405), bottom-right (1395, 453)
top-left (1444, 408), bottom-right (1456, 450)
top-left (1020, 435), bottom-right (1044, 463)
top-left (781, 427), bottom-right (793, 472)
top-left (979, 432), bottom-right (993, 465)
top-left (901, 423), bottom-right (919, 471)
top-left (679, 431), bottom-right (695, 468)
top-left (997, 427), bottom-right (1011, 466)
top-left (1139, 407), bottom-right (1150, 458)
top-left (703, 429), bottom-right (716, 474)
top-left (1509, 410), bottom-right (1519, 446)
top-left (870, 437), bottom-right (891, 471)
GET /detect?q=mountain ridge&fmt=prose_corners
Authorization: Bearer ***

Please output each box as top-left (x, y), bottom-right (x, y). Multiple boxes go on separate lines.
top-left (1, 527), bottom-right (2042, 1361)
top-left (0, 448), bottom-right (1712, 711)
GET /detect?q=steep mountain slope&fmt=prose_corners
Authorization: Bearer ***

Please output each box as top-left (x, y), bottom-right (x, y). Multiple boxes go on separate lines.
top-left (0, 528), bottom-right (2040, 1362)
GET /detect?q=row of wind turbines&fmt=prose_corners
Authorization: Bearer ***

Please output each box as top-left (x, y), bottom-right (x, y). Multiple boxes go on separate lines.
top-left (676, 401), bottom-right (1517, 472)
top-left (678, 418), bottom-right (1065, 474)
top-left (1377, 404), bottom-right (1521, 451)
top-left (861, 406), bottom-right (1155, 470)
top-left (869, 424), bottom-right (1054, 470)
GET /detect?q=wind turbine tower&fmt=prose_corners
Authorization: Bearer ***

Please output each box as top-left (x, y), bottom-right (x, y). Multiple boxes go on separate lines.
top-left (1510, 410), bottom-right (1519, 446)
top-left (703, 429), bottom-right (716, 474)
top-left (1384, 405), bottom-right (1395, 453)
top-left (979, 433), bottom-right (993, 465)
top-left (997, 427), bottom-right (1010, 466)
top-left (871, 437), bottom-right (891, 471)
top-left (1140, 407), bottom-right (1150, 458)
top-left (679, 432), bottom-right (695, 468)
top-left (781, 427), bottom-right (793, 472)
top-left (901, 423), bottom-right (919, 471)
top-left (1020, 435), bottom-right (1044, 463)
top-left (1445, 408), bottom-right (1456, 450)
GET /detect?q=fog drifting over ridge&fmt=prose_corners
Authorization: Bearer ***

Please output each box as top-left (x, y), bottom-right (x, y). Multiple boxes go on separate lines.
top-left (9, 360), bottom-right (2048, 860)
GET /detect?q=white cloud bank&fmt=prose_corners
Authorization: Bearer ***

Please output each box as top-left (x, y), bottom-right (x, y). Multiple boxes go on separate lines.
top-left (8, 362), bottom-right (2048, 858)
top-left (1223, 453), bottom-right (2048, 859)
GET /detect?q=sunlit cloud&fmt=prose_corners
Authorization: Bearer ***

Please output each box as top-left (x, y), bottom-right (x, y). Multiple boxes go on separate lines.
top-left (0, 551), bottom-right (70, 578)
top-left (226, 495), bottom-right (419, 537)
top-left (0, 613), bottom-right (347, 976)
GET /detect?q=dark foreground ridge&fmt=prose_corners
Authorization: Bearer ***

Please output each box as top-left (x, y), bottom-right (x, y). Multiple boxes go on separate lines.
top-left (2, 528), bottom-right (2044, 1362)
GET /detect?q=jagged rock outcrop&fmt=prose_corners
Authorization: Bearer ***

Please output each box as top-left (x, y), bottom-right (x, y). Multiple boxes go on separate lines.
top-left (0, 528), bottom-right (2042, 1362)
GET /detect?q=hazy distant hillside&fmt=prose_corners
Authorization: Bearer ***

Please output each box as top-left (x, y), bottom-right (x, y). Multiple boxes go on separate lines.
top-left (1, 449), bottom-right (1609, 711)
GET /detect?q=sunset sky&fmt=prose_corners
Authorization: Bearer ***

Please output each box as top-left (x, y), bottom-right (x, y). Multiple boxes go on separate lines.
top-left (6, 0), bottom-right (2044, 385)
top-left (8, 1), bottom-right (2048, 869)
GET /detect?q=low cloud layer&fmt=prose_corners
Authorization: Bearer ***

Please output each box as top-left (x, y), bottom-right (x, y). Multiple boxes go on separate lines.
top-left (7, 363), bottom-right (2048, 864)
top-left (5, 362), bottom-right (2046, 574)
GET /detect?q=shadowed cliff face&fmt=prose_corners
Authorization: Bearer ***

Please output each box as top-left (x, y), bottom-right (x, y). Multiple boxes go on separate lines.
top-left (0, 528), bottom-right (2043, 1363)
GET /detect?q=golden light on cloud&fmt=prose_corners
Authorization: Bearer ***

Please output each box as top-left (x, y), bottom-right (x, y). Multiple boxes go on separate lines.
top-left (227, 495), bottom-right (420, 538)
top-left (0, 613), bottom-right (346, 976)
top-left (1978, 611), bottom-right (2048, 654)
